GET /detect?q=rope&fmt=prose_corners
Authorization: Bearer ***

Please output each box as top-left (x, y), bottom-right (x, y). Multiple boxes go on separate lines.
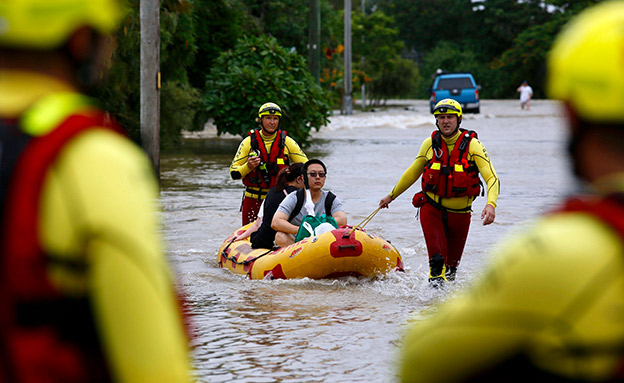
top-left (347, 207), bottom-right (381, 235)
top-left (220, 238), bottom-right (274, 266)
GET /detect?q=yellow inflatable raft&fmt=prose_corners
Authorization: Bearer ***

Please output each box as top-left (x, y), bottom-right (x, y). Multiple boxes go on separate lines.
top-left (217, 225), bottom-right (404, 279)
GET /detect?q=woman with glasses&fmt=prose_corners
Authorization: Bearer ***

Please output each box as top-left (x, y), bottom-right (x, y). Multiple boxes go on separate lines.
top-left (272, 159), bottom-right (347, 247)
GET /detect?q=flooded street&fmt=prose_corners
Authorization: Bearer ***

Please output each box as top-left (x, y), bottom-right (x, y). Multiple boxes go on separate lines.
top-left (161, 99), bottom-right (574, 382)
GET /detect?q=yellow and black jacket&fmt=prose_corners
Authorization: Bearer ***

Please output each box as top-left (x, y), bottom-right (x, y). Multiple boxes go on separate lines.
top-left (0, 70), bottom-right (193, 383)
top-left (230, 128), bottom-right (307, 200)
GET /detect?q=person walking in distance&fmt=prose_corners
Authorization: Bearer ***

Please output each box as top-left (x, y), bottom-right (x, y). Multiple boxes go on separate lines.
top-left (230, 102), bottom-right (308, 225)
top-left (379, 98), bottom-right (499, 285)
top-left (517, 80), bottom-right (534, 110)
top-left (0, 1), bottom-right (193, 381)
top-left (400, 2), bottom-right (624, 382)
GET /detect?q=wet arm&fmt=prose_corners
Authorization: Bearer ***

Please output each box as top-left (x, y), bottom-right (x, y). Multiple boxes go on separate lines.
top-left (233, 218), bottom-right (261, 241)
top-left (384, 140), bottom-right (430, 204)
top-left (332, 210), bottom-right (347, 226)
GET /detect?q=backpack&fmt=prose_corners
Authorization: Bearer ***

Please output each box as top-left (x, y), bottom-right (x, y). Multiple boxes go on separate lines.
top-left (288, 189), bottom-right (338, 242)
top-left (288, 188), bottom-right (336, 221)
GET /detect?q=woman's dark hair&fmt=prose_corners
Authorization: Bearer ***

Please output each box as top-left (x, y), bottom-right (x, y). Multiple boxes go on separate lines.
top-left (274, 162), bottom-right (304, 192)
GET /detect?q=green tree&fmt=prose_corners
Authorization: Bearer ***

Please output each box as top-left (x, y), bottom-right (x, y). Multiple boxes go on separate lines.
top-left (471, 0), bottom-right (551, 58)
top-left (351, 10), bottom-right (419, 104)
top-left (160, 0), bottom-right (202, 144)
top-left (418, 41), bottom-right (488, 97)
top-left (203, 35), bottom-right (332, 144)
top-left (490, 13), bottom-right (570, 98)
top-left (92, 0), bottom-right (202, 146)
top-left (188, 0), bottom-right (246, 91)
top-left (489, 0), bottom-right (602, 99)
top-left (375, 0), bottom-right (474, 53)
top-left (369, 56), bottom-right (420, 104)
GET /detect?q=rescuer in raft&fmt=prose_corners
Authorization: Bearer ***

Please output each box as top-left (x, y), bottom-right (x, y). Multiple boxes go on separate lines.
top-left (0, 0), bottom-right (193, 381)
top-left (400, 2), bottom-right (624, 382)
top-left (379, 98), bottom-right (500, 284)
top-left (230, 102), bottom-right (308, 226)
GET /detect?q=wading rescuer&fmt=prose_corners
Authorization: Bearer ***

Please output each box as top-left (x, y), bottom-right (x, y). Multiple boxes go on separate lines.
top-left (399, 2), bottom-right (624, 382)
top-left (379, 98), bottom-right (499, 284)
top-left (0, 0), bottom-right (193, 382)
top-left (230, 103), bottom-right (308, 225)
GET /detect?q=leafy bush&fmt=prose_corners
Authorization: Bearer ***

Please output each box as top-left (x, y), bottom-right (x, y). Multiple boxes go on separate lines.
top-left (92, 0), bottom-right (202, 145)
top-left (490, 13), bottom-right (571, 99)
top-left (369, 57), bottom-right (419, 104)
top-left (417, 41), bottom-right (488, 98)
top-left (203, 35), bottom-right (332, 144)
top-left (161, 81), bottom-right (201, 147)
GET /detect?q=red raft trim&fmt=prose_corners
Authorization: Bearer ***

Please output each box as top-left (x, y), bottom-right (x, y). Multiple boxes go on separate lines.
top-left (264, 264), bottom-right (287, 280)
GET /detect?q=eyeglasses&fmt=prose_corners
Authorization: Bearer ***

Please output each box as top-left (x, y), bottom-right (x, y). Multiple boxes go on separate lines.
top-left (307, 172), bottom-right (326, 178)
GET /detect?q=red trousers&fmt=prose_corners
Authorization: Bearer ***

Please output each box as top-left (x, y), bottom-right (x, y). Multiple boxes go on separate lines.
top-left (419, 202), bottom-right (471, 268)
top-left (242, 195), bottom-right (263, 226)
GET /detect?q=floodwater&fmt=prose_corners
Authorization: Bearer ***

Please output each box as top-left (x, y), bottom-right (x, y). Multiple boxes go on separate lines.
top-left (161, 99), bottom-right (574, 382)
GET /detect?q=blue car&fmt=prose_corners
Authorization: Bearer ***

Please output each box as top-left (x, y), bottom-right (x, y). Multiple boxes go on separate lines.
top-left (429, 73), bottom-right (481, 114)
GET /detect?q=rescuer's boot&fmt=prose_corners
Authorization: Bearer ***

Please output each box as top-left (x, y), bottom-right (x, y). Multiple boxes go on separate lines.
top-left (428, 253), bottom-right (447, 287)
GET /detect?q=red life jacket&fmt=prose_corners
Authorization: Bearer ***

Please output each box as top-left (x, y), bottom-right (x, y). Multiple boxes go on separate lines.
top-left (242, 129), bottom-right (289, 189)
top-left (0, 109), bottom-right (124, 383)
top-left (421, 129), bottom-right (482, 199)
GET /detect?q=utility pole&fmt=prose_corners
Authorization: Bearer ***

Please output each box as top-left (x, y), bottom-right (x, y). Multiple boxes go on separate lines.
top-left (344, 0), bottom-right (353, 115)
top-left (308, 0), bottom-right (321, 82)
top-left (140, 0), bottom-right (160, 177)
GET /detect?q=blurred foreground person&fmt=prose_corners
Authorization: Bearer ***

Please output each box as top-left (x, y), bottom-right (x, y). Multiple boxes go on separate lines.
top-left (400, 2), bottom-right (624, 382)
top-left (0, 0), bottom-right (193, 382)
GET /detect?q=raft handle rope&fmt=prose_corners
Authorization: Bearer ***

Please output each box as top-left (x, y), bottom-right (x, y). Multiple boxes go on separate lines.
top-left (220, 238), bottom-right (273, 266)
top-left (346, 207), bottom-right (381, 236)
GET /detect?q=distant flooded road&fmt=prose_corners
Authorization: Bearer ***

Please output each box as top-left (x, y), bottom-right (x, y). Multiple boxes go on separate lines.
top-left (161, 99), bottom-right (573, 382)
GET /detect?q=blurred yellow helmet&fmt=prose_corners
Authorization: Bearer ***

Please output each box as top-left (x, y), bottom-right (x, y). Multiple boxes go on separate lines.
top-left (0, 0), bottom-right (125, 50)
top-left (258, 102), bottom-right (282, 119)
top-left (433, 98), bottom-right (462, 118)
top-left (547, 1), bottom-right (624, 122)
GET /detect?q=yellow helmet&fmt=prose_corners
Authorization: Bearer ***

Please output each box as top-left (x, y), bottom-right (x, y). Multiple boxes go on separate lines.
top-left (433, 98), bottom-right (463, 118)
top-left (547, 1), bottom-right (624, 123)
top-left (258, 102), bottom-right (282, 119)
top-left (0, 0), bottom-right (125, 50)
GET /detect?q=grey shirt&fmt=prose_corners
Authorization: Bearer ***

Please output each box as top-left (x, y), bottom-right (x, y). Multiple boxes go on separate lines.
top-left (276, 190), bottom-right (343, 227)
